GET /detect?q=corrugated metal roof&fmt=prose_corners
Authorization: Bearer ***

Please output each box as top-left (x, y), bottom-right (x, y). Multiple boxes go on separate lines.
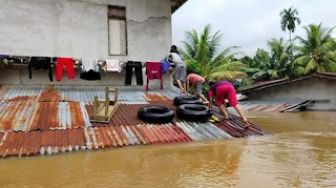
top-left (239, 100), bottom-right (315, 112)
top-left (0, 85), bottom-right (268, 158)
top-left (0, 86), bottom-right (180, 104)
top-left (176, 121), bottom-right (232, 141)
top-left (0, 101), bottom-right (91, 131)
top-left (0, 129), bottom-right (86, 157)
top-left (240, 72), bottom-right (336, 94)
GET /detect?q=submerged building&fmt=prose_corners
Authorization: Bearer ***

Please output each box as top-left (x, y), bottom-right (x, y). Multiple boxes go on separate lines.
top-left (0, 0), bottom-right (188, 86)
top-left (240, 73), bottom-right (336, 111)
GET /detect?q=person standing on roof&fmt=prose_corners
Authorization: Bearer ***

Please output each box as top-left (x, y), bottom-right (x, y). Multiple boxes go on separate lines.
top-left (208, 80), bottom-right (249, 128)
top-left (186, 73), bottom-right (208, 103)
top-left (169, 45), bottom-right (186, 93)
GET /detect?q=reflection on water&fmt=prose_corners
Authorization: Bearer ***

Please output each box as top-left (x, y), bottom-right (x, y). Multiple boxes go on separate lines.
top-left (0, 111), bottom-right (335, 188)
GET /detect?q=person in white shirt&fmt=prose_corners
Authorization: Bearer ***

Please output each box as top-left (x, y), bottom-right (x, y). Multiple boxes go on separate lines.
top-left (169, 45), bottom-right (186, 93)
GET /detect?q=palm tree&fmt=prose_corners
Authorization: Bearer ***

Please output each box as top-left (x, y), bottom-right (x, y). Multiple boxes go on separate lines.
top-left (280, 7), bottom-right (301, 60)
top-left (293, 24), bottom-right (336, 74)
top-left (241, 38), bottom-right (290, 81)
top-left (180, 24), bottom-right (246, 80)
top-left (280, 7), bottom-right (301, 44)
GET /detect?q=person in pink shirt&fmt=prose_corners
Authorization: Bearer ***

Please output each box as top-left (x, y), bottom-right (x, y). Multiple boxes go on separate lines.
top-left (186, 73), bottom-right (208, 102)
top-left (208, 80), bottom-right (249, 128)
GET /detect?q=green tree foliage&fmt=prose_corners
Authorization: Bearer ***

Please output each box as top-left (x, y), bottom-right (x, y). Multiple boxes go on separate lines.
top-left (241, 38), bottom-right (290, 81)
top-left (293, 23), bottom-right (336, 74)
top-left (180, 24), bottom-right (246, 80)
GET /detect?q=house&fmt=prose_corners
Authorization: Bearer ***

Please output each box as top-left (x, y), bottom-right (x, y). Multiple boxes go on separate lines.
top-left (0, 0), bottom-right (188, 86)
top-left (240, 73), bottom-right (336, 111)
top-left (0, 1), bottom-right (270, 158)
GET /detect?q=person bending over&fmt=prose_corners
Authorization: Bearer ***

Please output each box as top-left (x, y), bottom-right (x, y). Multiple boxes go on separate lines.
top-left (186, 73), bottom-right (208, 103)
top-left (169, 45), bottom-right (186, 93)
top-left (207, 80), bottom-right (249, 128)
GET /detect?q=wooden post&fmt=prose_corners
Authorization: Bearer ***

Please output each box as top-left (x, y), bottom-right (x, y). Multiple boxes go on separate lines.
top-left (93, 96), bottom-right (98, 118)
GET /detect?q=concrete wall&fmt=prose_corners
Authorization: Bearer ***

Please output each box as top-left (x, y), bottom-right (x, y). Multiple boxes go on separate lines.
top-left (247, 78), bottom-right (336, 110)
top-left (0, 0), bottom-right (172, 60)
top-left (0, 0), bottom-right (173, 86)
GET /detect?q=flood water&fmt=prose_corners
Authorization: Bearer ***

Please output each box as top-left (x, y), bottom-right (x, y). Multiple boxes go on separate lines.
top-left (0, 111), bottom-right (335, 188)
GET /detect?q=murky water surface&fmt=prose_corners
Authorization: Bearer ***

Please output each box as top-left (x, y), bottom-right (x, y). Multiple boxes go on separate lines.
top-left (0, 111), bottom-right (335, 188)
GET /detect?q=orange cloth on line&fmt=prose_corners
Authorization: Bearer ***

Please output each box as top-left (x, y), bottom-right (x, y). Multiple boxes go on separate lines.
top-left (187, 73), bottom-right (205, 85)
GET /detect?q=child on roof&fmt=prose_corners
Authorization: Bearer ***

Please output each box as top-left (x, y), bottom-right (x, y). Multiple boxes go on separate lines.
top-left (186, 73), bottom-right (208, 103)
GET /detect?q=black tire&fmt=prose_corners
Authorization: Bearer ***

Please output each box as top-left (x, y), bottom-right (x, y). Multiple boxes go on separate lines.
top-left (138, 105), bottom-right (174, 123)
top-left (176, 104), bottom-right (212, 122)
top-left (174, 95), bottom-right (203, 106)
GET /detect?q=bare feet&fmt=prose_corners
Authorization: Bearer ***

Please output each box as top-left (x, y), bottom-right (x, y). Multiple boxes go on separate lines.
top-left (243, 119), bottom-right (250, 129)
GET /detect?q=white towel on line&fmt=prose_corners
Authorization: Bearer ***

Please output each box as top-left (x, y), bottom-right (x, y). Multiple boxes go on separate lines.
top-left (106, 59), bottom-right (122, 73)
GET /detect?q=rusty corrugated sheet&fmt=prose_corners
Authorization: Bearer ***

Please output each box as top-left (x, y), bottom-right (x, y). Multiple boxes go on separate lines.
top-left (0, 85), bottom-right (43, 102)
top-left (0, 129), bottom-right (85, 157)
top-left (38, 87), bottom-right (61, 102)
top-left (0, 101), bottom-right (36, 131)
top-left (83, 124), bottom-right (192, 149)
top-left (215, 118), bottom-right (266, 138)
top-left (0, 86), bottom-right (181, 103)
top-left (88, 104), bottom-right (146, 126)
top-left (145, 93), bottom-right (171, 102)
top-left (0, 101), bottom-right (91, 131)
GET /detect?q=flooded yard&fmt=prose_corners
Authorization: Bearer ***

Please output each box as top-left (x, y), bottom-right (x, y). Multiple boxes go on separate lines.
top-left (0, 111), bottom-right (335, 188)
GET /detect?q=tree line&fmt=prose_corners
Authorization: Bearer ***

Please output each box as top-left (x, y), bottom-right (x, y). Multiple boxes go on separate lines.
top-left (180, 7), bottom-right (336, 88)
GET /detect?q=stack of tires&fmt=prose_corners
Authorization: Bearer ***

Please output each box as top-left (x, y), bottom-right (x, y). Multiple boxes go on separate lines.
top-left (174, 95), bottom-right (212, 122)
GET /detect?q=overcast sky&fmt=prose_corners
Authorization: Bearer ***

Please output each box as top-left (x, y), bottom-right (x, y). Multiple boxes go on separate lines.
top-left (172, 0), bottom-right (336, 56)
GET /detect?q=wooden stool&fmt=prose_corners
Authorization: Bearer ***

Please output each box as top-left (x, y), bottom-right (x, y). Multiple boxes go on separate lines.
top-left (90, 87), bottom-right (120, 123)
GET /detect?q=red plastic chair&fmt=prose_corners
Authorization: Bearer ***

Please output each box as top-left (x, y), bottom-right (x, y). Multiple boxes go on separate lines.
top-left (145, 62), bottom-right (163, 91)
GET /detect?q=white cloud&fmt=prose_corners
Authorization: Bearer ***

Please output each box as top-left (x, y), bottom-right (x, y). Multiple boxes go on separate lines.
top-left (172, 0), bottom-right (336, 56)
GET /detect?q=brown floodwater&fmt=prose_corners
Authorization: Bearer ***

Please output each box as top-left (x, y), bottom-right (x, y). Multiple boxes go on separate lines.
top-left (0, 111), bottom-right (335, 188)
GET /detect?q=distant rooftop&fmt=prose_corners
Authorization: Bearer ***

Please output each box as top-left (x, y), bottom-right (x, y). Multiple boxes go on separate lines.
top-left (240, 72), bottom-right (336, 94)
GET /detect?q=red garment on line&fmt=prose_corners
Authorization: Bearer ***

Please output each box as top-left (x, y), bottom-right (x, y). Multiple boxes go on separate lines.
top-left (146, 62), bottom-right (162, 79)
top-left (145, 62), bottom-right (163, 91)
top-left (55, 58), bottom-right (75, 81)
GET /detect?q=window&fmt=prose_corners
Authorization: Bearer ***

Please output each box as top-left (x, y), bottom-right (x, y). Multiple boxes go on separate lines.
top-left (108, 6), bottom-right (127, 55)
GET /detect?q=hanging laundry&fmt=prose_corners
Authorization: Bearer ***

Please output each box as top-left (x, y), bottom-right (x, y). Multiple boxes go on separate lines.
top-left (80, 59), bottom-right (101, 81)
top-left (28, 57), bottom-right (53, 81)
top-left (81, 59), bottom-right (98, 72)
top-left (105, 59), bottom-right (123, 73)
top-left (55, 57), bottom-right (75, 81)
top-left (125, 61), bottom-right (143, 86)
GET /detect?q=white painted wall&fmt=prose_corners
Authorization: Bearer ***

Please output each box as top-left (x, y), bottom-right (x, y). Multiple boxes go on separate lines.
top-left (0, 0), bottom-right (172, 60)
top-left (0, 0), bottom-right (174, 86)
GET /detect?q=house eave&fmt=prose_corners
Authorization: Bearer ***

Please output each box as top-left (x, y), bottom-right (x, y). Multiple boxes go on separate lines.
top-left (240, 72), bottom-right (336, 94)
top-left (171, 0), bottom-right (188, 13)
